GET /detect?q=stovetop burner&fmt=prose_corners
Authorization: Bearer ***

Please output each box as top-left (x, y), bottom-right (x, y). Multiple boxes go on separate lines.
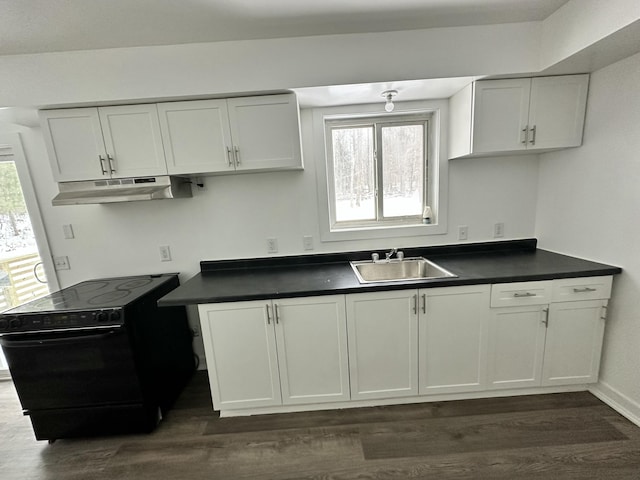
top-left (3, 275), bottom-right (171, 315)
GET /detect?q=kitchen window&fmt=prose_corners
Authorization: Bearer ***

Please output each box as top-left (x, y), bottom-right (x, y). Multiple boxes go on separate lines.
top-left (327, 115), bottom-right (428, 228)
top-left (313, 100), bottom-right (448, 242)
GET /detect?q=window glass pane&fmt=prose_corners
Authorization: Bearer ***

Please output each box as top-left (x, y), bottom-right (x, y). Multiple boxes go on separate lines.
top-left (381, 124), bottom-right (424, 218)
top-left (331, 127), bottom-right (375, 222)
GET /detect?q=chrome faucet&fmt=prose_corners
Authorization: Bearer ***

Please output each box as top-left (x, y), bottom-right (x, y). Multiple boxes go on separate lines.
top-left (385, 248), bottom-right (398, 261)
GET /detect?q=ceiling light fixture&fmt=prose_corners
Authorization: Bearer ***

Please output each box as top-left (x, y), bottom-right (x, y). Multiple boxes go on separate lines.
top-left (381, 89), bottom-right (398, 112)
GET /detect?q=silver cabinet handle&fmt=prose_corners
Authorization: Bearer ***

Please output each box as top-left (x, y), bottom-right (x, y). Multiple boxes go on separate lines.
top-left (513, 292), bottom-right (536, 298)
top-left (421, 294), bottom-right (426, 314)
top-left (274, 304), bottom-right (280, 324)
top-left (265, 304), bottom-right (271, 325)
top-left (529, 125), bottom-right (537, 145)
top-left (521, 125), bottom-right (529, 144)
top-left (226, 147), bottom-right (234, 167)
top-left (573, 287), bottom-right (597, 293)
top-left (412, 294), bottom-right (417, 314)
top-left (542, 307), bottom-right (549, 327)
top-left (98, 155), bottom-right (108, 175)
top-left (234, 146), bottom-right (240, 165)
top-left (601, 304), bottom-right (608, 321)
top-left (107, 154), bottom-right (116, 173)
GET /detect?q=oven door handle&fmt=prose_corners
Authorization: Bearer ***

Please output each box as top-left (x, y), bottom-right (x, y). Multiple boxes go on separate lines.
top-left (0, 328), bottom-right (124, 348)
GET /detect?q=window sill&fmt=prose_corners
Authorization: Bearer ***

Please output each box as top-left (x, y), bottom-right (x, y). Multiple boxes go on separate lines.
top-left (321, 222), bottom-right (447, 242)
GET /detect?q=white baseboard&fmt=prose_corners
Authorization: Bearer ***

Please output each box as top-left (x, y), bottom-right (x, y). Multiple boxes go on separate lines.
top-left (589, 381), bottom-right (640, 428)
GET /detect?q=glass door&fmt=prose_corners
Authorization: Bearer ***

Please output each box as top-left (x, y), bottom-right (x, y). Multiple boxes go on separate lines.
top-left (0, 139), bottom-right (52, 379)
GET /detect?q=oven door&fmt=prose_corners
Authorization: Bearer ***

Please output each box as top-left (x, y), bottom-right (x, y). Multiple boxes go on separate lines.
top-left (0, 326), bottom-right (144, 411)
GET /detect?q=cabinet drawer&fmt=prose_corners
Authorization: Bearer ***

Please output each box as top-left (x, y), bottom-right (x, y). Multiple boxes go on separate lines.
top-left (552, 276), bottom-right (612, 302)
top-left (490, 281), bottom-right (552, 308)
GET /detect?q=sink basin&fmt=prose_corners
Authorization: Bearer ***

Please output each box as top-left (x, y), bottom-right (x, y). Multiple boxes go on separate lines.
top-left (349, 257), bottom-right (457, 283)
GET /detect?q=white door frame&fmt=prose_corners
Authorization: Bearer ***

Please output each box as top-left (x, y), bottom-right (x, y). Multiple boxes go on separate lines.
top-left (0, 132), bottom-right (59, 293)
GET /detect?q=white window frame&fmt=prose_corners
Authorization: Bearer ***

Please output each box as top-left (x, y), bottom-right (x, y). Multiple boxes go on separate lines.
top-left (312, 100), bottom-right (449, 242)
top-left (326, 114), bottom-right (430, 228)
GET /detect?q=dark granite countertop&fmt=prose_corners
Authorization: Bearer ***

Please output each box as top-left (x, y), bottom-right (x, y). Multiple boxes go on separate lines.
top-left (158, 239), bottom-right (621, 306)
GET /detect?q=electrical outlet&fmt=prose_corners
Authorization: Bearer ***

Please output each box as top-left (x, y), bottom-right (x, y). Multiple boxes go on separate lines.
top-left (53, 256), bottom-right (70, 270)
top-left (303, 235), bottom-right (314, 251)
top-left (267, 237), bottom-right (278, 254)
top-left (458, 225), bottom-right (468, 241)
top-left (494, 222), bottom-right (505, 238)
top-left (159, 245), bottom-right (172, 262)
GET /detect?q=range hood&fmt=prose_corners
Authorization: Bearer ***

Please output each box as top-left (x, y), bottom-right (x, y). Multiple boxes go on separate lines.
top-left (52, 176), bottom-right (192, 206)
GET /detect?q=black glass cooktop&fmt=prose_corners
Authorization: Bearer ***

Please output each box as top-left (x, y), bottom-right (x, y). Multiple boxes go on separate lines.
top-left (3, 274), bottom-right (173, 314)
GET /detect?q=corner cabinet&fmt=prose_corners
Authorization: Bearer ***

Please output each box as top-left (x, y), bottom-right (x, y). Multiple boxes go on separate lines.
top-left (487, 277), bottom-right (611, 390)
top-left (157, 93), bottom-right (303, 175)
top-left (449, 75), bottom-right (589, 159)
top-left (39, 105), bottom-right (167, 182)
top-left (198, 295), bottom-right (349, 412)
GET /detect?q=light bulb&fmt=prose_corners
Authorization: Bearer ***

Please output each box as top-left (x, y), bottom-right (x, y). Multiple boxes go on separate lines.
top-left (381, 90), bottom-right (398, 113)
top-left (385, 98), bottom-right (395, 112)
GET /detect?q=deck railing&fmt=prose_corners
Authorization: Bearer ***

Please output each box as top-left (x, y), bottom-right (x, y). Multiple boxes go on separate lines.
top-left (0, 252), bottom-right (48, 312)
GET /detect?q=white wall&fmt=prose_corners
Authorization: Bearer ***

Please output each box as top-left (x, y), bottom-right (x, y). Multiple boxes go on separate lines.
top-left (535, 51), bottom-right (640, 422)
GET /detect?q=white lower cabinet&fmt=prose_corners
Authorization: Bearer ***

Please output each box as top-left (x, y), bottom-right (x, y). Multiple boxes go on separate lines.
top-left (487, 305), bottom-right (548, 389)
top-left (488, 277), bottom-right (611, 390)
top-left (198, 295), bottom-right (349, 411)
top-left (346, 290), bottom-right (418, 400)
top-left (419, 285), bottom-right (491, 394)
top-left (542, 300), bottom-right (607, 386)
top-left (199, 275), bottom-right (612, 415)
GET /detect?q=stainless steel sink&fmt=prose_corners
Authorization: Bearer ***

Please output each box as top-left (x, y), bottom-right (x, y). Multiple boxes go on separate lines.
top-left (349, 257), bottom-right (457, 283)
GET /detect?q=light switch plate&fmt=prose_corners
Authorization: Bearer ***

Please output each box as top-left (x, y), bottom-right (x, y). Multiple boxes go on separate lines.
top-left (53, 256), bottom-right (70, 270)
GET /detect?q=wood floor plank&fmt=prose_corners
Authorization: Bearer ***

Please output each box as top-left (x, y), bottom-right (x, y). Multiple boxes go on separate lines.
top-left (361, 406), bottom-right (627, 459)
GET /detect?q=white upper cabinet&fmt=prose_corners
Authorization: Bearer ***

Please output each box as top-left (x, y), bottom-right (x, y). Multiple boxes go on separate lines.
top-left (40, 105), bottom-right (167, 182)
top-left (39, 108), bottom-right (108, 182)
top-left (158, 99), bottom-right (234, 175)
top-left (227, 94), bottom-right (303, 172)
top-left (449, 74), bottom-right (589, 159)
top-left (97, 105), bottom-right (167, 178)
top-left (158, 93), bottom-right (303, 175)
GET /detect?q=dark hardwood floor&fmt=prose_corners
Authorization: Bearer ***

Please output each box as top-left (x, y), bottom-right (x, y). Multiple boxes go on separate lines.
top-left (1, 372), bottom-right (640, 479)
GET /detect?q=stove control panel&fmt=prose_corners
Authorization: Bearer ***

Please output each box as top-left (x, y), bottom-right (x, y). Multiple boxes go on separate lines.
top-left (0, 309), bottom-right (125, 334)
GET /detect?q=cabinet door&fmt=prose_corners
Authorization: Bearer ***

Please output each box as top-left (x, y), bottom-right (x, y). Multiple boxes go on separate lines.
top-left (227, 94), bottom-right (303, 172)
top-left (472, 78), bottom-right (531, 154)
top-left (487, 305), bottom-right (547, 389)
top-left (419, 285), bottom-right (490, 394)
top-left (346, 291), bottom-right (418, 400)
top-left (198, 302), bottom-right (281, 410)
top-left (542, 300), bottom-right (606, 386)
top-left (39, 108), bottom-right (108, 182)
top-left (98, 105), bottom-right (167, 178)
top-left (274, 295), bottom-right (350, 405)
top-left (158, 100), bottom-right (235, 175)
top-left (528, 75), bottom-right (588, 150)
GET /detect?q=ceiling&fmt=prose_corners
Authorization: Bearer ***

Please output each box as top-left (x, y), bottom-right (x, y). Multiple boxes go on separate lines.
top-left (1, 0), bottom-right (570, 56)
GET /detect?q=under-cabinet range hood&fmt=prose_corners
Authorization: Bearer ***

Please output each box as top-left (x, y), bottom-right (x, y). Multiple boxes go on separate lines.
top-left (52, 176), bottom-right (192, 206)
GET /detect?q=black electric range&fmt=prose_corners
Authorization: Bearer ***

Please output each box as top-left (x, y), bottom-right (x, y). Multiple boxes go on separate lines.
top-left (0, 274), bottom-right (195, 442)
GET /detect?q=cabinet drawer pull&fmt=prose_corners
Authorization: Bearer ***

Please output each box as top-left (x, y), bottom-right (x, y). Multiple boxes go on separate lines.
top-left (542, 307), bottom-right (549, 327)
top-left (521, 125), bottom-right (528, 144)
top-left (234, 146), bottom-right (240, 165)
top-left (513, 292), bottom-right (536, 298)
top-left (226, 147), bottom-right (234, 167)
top-left (412, 294), bottom-right (417, 314)
top-left (98, 155), bottom-right (108, 175)
top-left (529, 125), bottom-right (537, 145)
top-left (265, 304), bottom-right (271, 324)
top-left (421, 294), bottom-right (426, 314)
top-left (107, 154), bottom-right (116, 173)
top-left (573, 287), bottom-right (597, 293)
top-left (274, 304), bottom-right (280, 324)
